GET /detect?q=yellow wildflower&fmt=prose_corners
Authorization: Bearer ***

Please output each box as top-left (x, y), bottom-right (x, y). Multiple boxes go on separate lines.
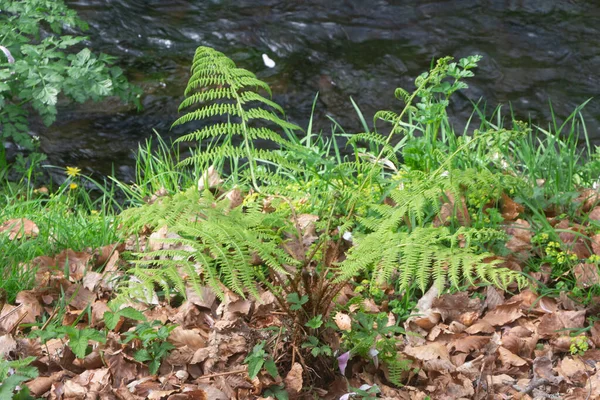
top-left (69, 183), bottom-right (78, 190)
top-left (66, 166), bottom-right (81, 177)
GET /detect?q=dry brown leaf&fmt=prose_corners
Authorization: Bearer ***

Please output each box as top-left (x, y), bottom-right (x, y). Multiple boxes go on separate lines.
top-left (284, 362), bottom-right (303, 394)
top-left (55, 249), bottom-right (93, 282)
top-left (501, 193), bottom-right (524, 221)
top-left (498, 346), bottom-right (528, 367)
top-left (505, 219), bottom-right (532, 255)
top-left (334, 312), bottom-right (352, 332)
top-left (449, 335), bottom-right (490, 353)
top-left (537, 310), bottom-right (586, 339)
top-left (481, 301), bottom-right (523, 326)
top-left (574, 263), bottom-right (600, 288)
top-left (0, 218), bottom-right (39, 240)
top-left (169, 327), bottom-right (206, 350)
top-left (404, 342), bottom-right (449, 361)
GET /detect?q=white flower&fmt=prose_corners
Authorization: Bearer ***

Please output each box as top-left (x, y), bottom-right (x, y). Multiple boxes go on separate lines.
top-left (262, 53), bottom-right (276, 68)
top-left (342, 231), bottom-right (353, 242)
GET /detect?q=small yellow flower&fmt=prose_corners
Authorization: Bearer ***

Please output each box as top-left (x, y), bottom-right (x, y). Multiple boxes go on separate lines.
top-left (90, 210), bottom-right (99, 215)
top-left (66, 166), bottom-right (81, 178)
top-left (69, 183), bottom-right (78, 190)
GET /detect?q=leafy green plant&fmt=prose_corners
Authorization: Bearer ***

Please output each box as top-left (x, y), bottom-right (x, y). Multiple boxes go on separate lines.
top-left (121, 320), bottom-right (176, 375)
top-left (244, 340), bottom-right (279, 379)
top-left (0, 0), bottom-right (140, 161)
top-left (103, 303), bottom-right (146, 331)
top-left (301, 335), bottom-right (332, 358)
top-left (339, 311), bottom-right (411, 386)
top-left (569, 335), bottom-right (589, 356)
top-left (0, 356), bottom-right (38, 400)
top-left (30, 324), bottom-right (106, 359)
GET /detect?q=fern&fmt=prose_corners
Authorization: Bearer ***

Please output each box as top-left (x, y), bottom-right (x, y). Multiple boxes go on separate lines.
top-left (173, 46), bottom-right (302, 188)
top-left (119, 189), bottom-right (296, 300)
top-left (339, 168), bottom-right (527, 291)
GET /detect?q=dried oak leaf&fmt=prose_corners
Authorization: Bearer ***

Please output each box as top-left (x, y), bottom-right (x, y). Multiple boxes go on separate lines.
top-left (0, 218), bottom-right (39, 240)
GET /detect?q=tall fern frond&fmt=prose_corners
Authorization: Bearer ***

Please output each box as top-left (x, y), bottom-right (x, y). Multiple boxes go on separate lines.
top-left (173, 46), bottom-right (302, 188)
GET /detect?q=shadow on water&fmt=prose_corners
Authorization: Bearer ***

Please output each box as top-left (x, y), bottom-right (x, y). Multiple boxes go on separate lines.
top-left (37, 0), bottom-right (600, 181)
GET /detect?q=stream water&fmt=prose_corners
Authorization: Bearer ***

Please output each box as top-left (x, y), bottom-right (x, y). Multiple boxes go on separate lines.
top-left (37, 0), bottom-right (600, 180)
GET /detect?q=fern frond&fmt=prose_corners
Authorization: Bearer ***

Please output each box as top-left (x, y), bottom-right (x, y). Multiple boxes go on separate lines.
top-left (174, 46), bottom-right (301, 185)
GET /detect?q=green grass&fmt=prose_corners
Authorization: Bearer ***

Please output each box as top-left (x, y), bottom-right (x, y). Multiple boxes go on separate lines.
top-left (0, 169), bottom-right (121, 303)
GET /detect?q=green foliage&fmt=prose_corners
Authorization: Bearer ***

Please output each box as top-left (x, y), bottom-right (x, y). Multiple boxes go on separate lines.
top-left (173, 46), bottom-right (301, 188)
top-left (301, 335), bottom-right (332, 357)
top-left (0, 0), bottom-right (140, 154)
top-left (121, 321), bottom-right (176, 375)
top-left (119, 188), bottom-right (296, 300)
top-left (339, 311), bottom-right (410, 387)
top-left (0, 356), bottom-right (38, 400)
top-left (244, 340), bottom-right (279, 379)
top-left (0, 166), bottom-right (121, 302)
top-left (30, 324), bottom-right (106, 359)
top-left (342, 168), bottom-right (526, 292)
top-left (103, 303), bottom-right (146, 331)
top-left (287, 292), bottom-right (309, 311)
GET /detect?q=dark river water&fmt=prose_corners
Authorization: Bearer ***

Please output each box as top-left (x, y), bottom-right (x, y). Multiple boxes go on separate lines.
top-left (37, 0), bottom-right (600, 180)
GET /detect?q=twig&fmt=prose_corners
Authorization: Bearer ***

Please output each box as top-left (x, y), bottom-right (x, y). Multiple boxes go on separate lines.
top-left (9, 310), bottom-right (28, 334)
top-left (198, 369), bottom-right (247, 380)
top-left (0, 303), bottom-right (22, 324)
